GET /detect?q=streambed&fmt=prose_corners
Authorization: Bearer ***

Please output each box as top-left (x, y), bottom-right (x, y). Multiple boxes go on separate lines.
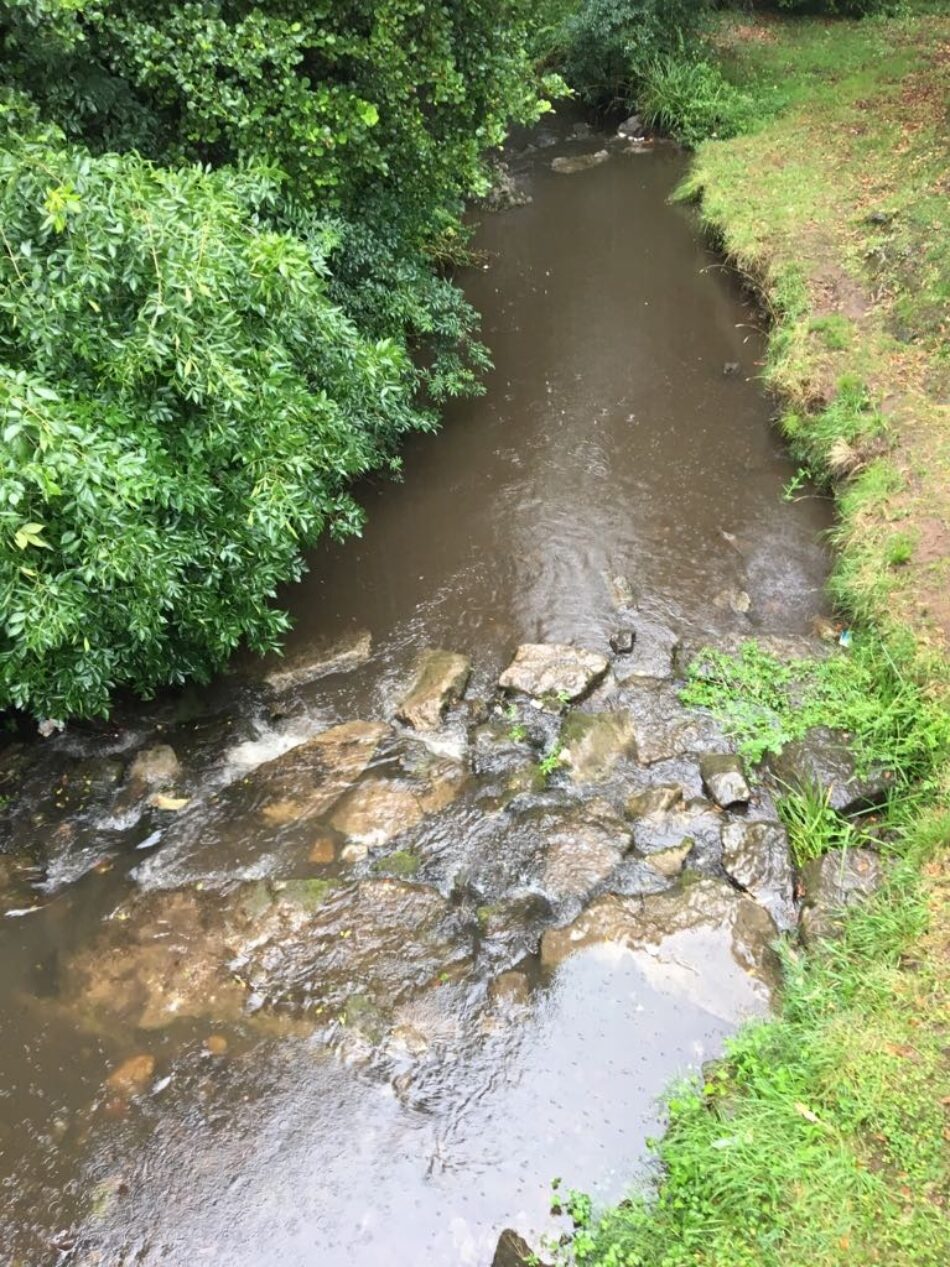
top-left (0, 118), bottom-right (832, 1266)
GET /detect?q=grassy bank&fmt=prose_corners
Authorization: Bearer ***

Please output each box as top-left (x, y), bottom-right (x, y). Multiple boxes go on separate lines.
top-left (553, 7), bottom-right (950, 1265)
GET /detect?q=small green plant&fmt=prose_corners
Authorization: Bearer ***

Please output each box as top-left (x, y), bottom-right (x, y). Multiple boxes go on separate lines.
top-left (505, 702), bottom-right (529, 742)
top-left (809, 314), bottom-right (852, 351)
top-left (782, 466), bottom-right (812, 501)
top-left (777, 783), bottom-right (856, 865)
top-left (537, 742), bottom-right (565, 781)
top-left (884, 531), bottom-right (914, 567)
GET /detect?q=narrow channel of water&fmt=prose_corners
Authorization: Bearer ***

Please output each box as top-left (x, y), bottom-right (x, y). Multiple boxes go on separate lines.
top-left (0, 119), bottom-right (831, 1266)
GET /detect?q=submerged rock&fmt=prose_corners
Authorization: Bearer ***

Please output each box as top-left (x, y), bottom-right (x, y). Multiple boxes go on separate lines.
top-left (607, 573), bottom-right (636, 610)
top-left (560, 710), bottom-right (636, 783)
top-left (769, 727), bottom-right (893, 815)
top-left (799, 847), bottom-right (885, 945)
top-left (540, 877), bottom-right (778, 1014)
top-left (615, 621), bottom-right (679, 682)
top-left (700, 753), bottom-right (751, 809)
top-left (498, 644), bottom-right (608, 703)
top-left (128, 744), bottom-right (180, 788)
top-left (329, 753), bottom-right (466, 848)
top-left (62, 877), bottom-right (472, 1031)
top-left (551, 150), bottom-right (608, 174)
top-left (396, 649), bottom-right (471, 731)
top-left (721, 819), bottom-right (795, 930)
top-left (135, 721), bottom-right (390, 886)
top-left (264, 629), bottom-right (372, 690)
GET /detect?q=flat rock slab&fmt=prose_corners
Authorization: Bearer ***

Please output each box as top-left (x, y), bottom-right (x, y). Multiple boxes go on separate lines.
top-left (560, 710), bottom-right (636, 783)
top-left (625, 784), bottom-right (684, 818)
top-left (700, 753), bottom-right (751, 808)
top-left (396, 649), bottom-right (471, 730)
top-left (769, 726), bottom-right (893, 816)
top-left (498, 644), bottom-right (608, 702)
top-left (330, 752), bottom-right (467, 848)
top-left (264, 629), bottom-right (373, 691)
top-left (799, 847), bottom-right (885, 944)
top-left (551, 150), bottom-right (608, 174)
top-left (540, 877), bottom-right (778, 1018)
top-left (721, 819), bottom-right (795, 931)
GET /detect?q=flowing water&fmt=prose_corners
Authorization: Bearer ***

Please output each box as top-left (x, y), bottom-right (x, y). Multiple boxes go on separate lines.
top-left (0, 120), bottom-right (832, 1266)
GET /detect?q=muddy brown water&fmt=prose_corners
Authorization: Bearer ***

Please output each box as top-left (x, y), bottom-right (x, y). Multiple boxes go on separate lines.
top-left (0, 121), bottom-right (831, 1266)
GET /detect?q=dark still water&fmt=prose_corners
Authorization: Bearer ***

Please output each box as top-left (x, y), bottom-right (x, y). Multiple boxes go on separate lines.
top-left (0, 120), bottom-right (830, 1267)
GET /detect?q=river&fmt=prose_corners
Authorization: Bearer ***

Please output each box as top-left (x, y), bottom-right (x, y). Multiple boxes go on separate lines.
top-left (0, 117), bottom-right (831, 1266)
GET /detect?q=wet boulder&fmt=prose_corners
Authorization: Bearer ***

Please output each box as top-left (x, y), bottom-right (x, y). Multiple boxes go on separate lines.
top-left (721, 819), bottom-right (795, 931)
top-left (630, 798), bottom-right (722, 871)
top-left (625, 784), bottom-right (684, 819)
top-left (609, 628), bottom-right (636, 655)
top-left (648, 841), bottom-right (694, 878)
top-left (615, 621), bottom-right (679, 682)
top-left (493, 1229), bottom-right (551, 1267)
top-left (396, 649), bottom-right (471, 731)
top-left (540, 877), bottom-right (779, 1016)
top-left (700, 753), bottom-right (751, 809)
top-left (560, 710), bottom-right (636, 783)
top-left (538, 801), bottom-right (631, 905)
top-left (618, 681), bottom-right (716, 765)
top-left (799, 847), bottom-right (885, 945)
top-left (551, 150), bottom-right (608, 174)
top-left (617, 114), bottom-right (645, 139)
top-left (606, 855), bottom-right (678, 897)
top-left (329, 751), bottom-right (467, 848)
top-left (769, 727), bottom-right (893, 815)
top-left (498, 644), bottom-right (608, 703)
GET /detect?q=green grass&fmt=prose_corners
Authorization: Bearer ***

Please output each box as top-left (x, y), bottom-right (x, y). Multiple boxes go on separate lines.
top-left (678, 2), bottom-right (950, 647)
top-left (681, 636), bottom-right (950, 780)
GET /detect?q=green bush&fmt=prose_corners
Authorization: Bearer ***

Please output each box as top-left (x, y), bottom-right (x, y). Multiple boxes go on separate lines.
top-left (558, 0), bottom-right (712, 104)
top-left (0, 2), bottom-right (556, 717)
top-left (640, 56), bottom-right (754, 146)
top-left (0, 125), bottom-right (433, 718)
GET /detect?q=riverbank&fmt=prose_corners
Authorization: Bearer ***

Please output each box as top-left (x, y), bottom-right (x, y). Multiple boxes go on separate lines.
top-left (556, 8), bottom-right (950, 1265)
